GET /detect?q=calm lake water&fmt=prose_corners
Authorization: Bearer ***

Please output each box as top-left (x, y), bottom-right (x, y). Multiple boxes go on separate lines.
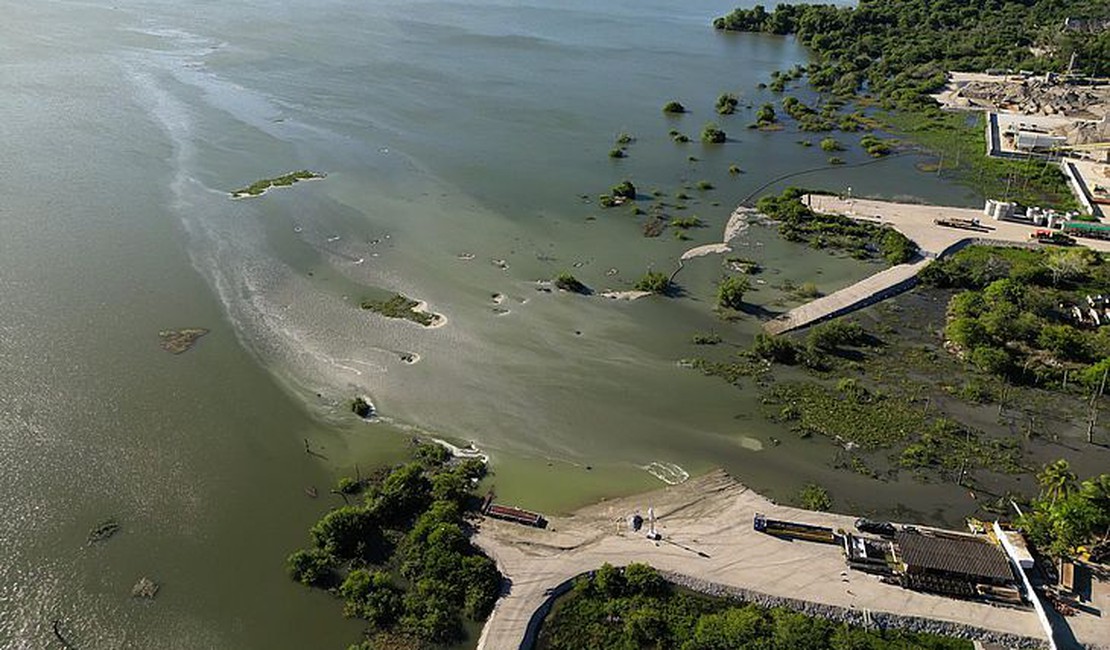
top-left (0, 0), bottom-right (985, 647)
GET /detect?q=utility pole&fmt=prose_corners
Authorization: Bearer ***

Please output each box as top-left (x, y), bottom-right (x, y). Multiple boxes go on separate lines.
top-left (1089, 367), bottom-right (1108, 444)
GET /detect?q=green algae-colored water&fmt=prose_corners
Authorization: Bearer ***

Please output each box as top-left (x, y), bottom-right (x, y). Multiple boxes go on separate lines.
top-left (0, 0), bottom-right (989, 647)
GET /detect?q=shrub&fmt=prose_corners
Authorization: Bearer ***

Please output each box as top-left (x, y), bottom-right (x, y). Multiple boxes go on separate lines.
top-left (715, 93), bottom-right (739, 115)
top-left (755, 103), bottom-right (776, 126)
top-left (717, 276), bottom-right (751, 310)
top-left (701, 122), bottom-right (727, 143)
top-left (608, 148), bottom-right (626, 159)
top-left (798, 483), bottom-right (832, 511)
top-left (752, 333), bottom-right (799, 364)
top-left (611, 180), bottom-right (637, 200)
top-left (696, 180), bottom-right (714, 190)
top-left (554, 272), bottom-right (589, 294)
top-left (728, 164), bottom-right (743, 175)
top-left (662, 100), bottom-right (686, 114)
top-left (615, 132), bottom-right (635, 145)
top-left (287, 548), bottom-right (336, 586)
top-left (635, 271), bottom-right (671, 294)
top-left (670, 216), bottom-right (703, 229)
top-left (820, 138), bottom-right (844, 152)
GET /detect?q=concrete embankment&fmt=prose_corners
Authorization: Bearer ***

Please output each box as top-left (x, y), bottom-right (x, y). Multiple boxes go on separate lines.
top-left (761, 195), bottom-right (1110, 334)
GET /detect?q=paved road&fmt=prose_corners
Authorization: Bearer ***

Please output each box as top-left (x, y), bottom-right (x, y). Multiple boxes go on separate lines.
top-left (472, 470), bottom-right (1110, 649)
top-left (762, 196), bottom-right (1110, 333)
top-left (805, 195), bottom-right (1110, 256)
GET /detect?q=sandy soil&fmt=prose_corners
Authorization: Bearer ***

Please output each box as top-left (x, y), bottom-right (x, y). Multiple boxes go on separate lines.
top-left (598, 290), bottom-right (652, 301)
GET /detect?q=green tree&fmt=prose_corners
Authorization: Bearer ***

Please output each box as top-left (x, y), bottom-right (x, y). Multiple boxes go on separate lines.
top-left (625, 607), bottom-right (667, 645)
top-left (1038, 459), bottom-right (1077, 506)
top-left (772, 608), bottom-right (833, 650)
top-left (687, 605), bottom-right (769, 648)
top-left (969, 346), bottom-right (1011, 376)
top-left (310, 506), bottom-right (380, 560)
top-left (945, 317), bottom-right (987, 350)
top-left (1038, 324), bottom-right (1090, 362)
top-left (624, 563), bottom-right (666, 597)
top-left (594, 562), bottom-right (626, 598)
top-left (340, 569), bottom-right (403, 627)
top-left (286, 548), bottom-right (336, 586)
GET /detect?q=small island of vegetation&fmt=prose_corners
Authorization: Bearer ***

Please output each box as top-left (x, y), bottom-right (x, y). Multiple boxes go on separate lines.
top-left (231, 170), bottom-right (324, 198)
top-left (554, 272), bottom-right (590, 295)
top-left (662, 100), bottom-right (687, 114)
top-left (635, 271), bottom-right (673, 295)
top-left (360, 293), bottom-right (439, 327)
top-left (700, 122), bottom-right (726, 144)
top-left (287, 443), bottom-right (502, 648)
top-left (717, 275), bottom-right (751, 311)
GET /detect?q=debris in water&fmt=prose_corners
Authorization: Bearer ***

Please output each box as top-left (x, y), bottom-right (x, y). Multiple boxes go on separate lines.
top-left (87, 519), bottom-right (120, 544)
top-left (158, 328), bottom-right (209, 354)
top-left (131, 576), bottom-right (159, 599)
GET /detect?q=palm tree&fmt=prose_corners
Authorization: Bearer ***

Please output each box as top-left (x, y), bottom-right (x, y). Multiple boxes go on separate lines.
top-left (1037, 459), bottom-right (1077, 506)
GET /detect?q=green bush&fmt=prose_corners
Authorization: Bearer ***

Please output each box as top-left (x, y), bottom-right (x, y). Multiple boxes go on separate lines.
top-left (662, 100), bottom-right (686, 114)
top-left (611, 180), bottom-right (637, 200)
top-left (554, 272), bottom-right (590, 294)
top-left (798, 483), bottom-right (832, 511)
top-left (820, 137), bottom-right (843, 152)
top-left (635, 271), bottom-right (671, 294)
top-left (608, 148), bottom-right (626, 159)
top-left (701, 122), bottom-right (727, 143)
top-left (755, 103), bottom-right (776, 125)
top-left (717, 275), bottom-right (751, 310)
top-left (715, 93), bottom-right (740, 115)
top-left (286, 548), bottom-right (336, 586)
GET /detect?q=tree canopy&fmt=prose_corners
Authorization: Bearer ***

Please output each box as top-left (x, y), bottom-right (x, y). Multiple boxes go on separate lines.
top-left (1019, 460), bottom-right (1110, 560)
top-left (287, 444), bottom-right (500, 647)
top-left (715, 0), bottom-right (1110, 109)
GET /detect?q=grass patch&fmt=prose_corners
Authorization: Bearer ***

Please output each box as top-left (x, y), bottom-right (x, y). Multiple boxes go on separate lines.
top-left (232, 170), bottom-right (323, 197)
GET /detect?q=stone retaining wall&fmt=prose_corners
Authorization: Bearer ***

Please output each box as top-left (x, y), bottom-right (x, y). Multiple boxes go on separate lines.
top-left (660, 571), bottom-right (1049, 650)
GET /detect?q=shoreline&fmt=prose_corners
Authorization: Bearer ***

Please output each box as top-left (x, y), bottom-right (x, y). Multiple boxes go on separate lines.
top-left (598, 289), bottom-right (652, 301)
top-left (472, 468), bottom-right (1104, 650)
top-left (411, 300), bottom-right (448, 329)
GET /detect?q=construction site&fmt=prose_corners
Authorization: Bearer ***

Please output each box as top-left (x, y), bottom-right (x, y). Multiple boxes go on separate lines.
top-left (933, 71), bottom-right (1110, 216)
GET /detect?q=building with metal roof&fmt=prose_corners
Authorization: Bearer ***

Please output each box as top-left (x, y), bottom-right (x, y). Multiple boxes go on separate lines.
top-left (892, 530), bottom-right (1018, 599)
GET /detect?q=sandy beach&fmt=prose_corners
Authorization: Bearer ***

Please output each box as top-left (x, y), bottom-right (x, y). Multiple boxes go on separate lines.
top-left (412, 300), bottom-right (448, 329)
